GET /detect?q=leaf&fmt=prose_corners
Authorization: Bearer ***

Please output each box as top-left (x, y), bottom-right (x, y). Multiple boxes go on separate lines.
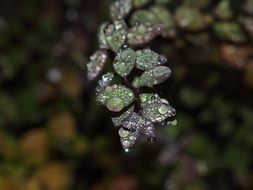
top-left (213, 22), bottom-right (246, 43)
top-left (136, 48), bottom-right (167, 70)
top-left (132, 66), bottom-right (171, 87)
top-left (98, 23), bottom-right (109, 49)
top-left (130, 10), bottom-right (158, 26)
top-left (127, 23), bottom-right (164, 46)
top-left (175, 6), bottom-right (210, 31)
top-left (96, 85), bottom-right (135, 112)
top-left (110, 0), bottom-right (133, 21)
top-left (120, 112), bottom-right (155, 150)
top-left (150, 5), bottom-right (175, 37)
top-left (140, 93), bottom-right (176, 123)
top-left (104, 20), bottom-right (127, 52)
top-left (118, 127), bottom-right (139, 151)
top-left (214, 0), bottom-right (233, 20)
top-left (113, 48), bottom-right (136, 77)
top-left (86, 50), bottom-right (108, 81)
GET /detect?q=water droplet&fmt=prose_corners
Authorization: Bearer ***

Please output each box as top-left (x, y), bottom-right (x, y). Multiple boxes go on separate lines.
top-left (158, 55), bottom-right (167, 64)
top-left (105, 86), bottom-right (113, 92)
top-left (106, 97), bottom-right (124, 112)
top-left (159, 104), bottom-right (168, 115)
top-left (170, 119), bottom-right (177, 126)
top-left (118, 128), bottom-right (129, 138)
top-left (122, 140), bottom-right (130, 147)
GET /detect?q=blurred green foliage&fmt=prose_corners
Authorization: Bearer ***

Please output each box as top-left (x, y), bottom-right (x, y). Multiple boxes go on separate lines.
top-left (0, 0), bottom-right (252, 190)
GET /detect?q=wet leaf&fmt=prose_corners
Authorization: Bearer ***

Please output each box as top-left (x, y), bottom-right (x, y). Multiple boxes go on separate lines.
top-left (132, 66), bottom-right (171, 87)
top-left (113, 48), bottom-right (136, 77)
top-left (110, 0), bottom-right (133, 21)
top-left (120, 112), bottom-right (155, 150)
top-left (118, 127), bottom-right (139, 151)
top-left (86, 50), bottom-right (108, 81)
top-left (136, 48), bottom-right (167, 70)
top-left (104, 20), bottom-right (127, 52)
top-left (127, 23), bottom-right (164, 46)
top-left (140, 93), bottom-right (176, 123)
top-left (150, 5), bottom-right (175, 37)
top-left (96, 85), bottom-right (135, 112)
top-left (98, 23), bottom-right (109, 49)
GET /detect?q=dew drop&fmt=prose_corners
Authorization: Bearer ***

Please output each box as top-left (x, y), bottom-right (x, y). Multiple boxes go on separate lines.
top-left (106, 97), bottom-right (124, 112)
top-left (122, 140), bottom-right (130, 147)
top-left (159, 104), bottom-right (169, 115)
top-left (118, 128), bottom-right (129, 138)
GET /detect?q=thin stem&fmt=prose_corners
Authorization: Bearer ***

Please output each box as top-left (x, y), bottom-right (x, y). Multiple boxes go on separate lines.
top-left (123, 77), bottom-right (141, 112)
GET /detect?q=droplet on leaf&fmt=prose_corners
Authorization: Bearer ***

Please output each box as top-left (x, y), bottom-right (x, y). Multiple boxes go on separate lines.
top-left (106, 97), bottom-right (125, 112)
top-left (118, 127), bottom-right (130, 138)
top-left (119, 127), bottom-right (139, 151)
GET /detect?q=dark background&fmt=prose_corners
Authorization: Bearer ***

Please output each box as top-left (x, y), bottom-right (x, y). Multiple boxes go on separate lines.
top-left (0, 0), bottom-right (252, 189)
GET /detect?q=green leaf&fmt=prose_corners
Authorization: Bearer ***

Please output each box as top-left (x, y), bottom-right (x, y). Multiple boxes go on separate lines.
top-left (136, 48), bottom-right (167, 70)
top-left (127, 23), bottom-right (162, 46)
top-left (175, 6), bottom-right (210, 31)
top-left (213, 22), bottom-right (246, 43)
top-left (140, 93), bottom-right (176, 123)
top-left (96, 85), bottom-right (135, 112)
top-left (133, 0), bottom-right (151, 8)
top-left (113, 48), bottom-right (136, 77)
top-left (132, 66), bottom-right (171, 87)
top-left (104, 20), bottom-right (127, 52)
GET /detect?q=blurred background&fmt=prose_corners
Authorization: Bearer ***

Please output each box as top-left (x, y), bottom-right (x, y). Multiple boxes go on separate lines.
top-left (0, 0), bottom-right (252, 189)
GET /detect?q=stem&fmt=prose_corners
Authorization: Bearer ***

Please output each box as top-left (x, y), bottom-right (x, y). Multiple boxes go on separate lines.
top-left (123, 77), bottom-right (141, 112)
